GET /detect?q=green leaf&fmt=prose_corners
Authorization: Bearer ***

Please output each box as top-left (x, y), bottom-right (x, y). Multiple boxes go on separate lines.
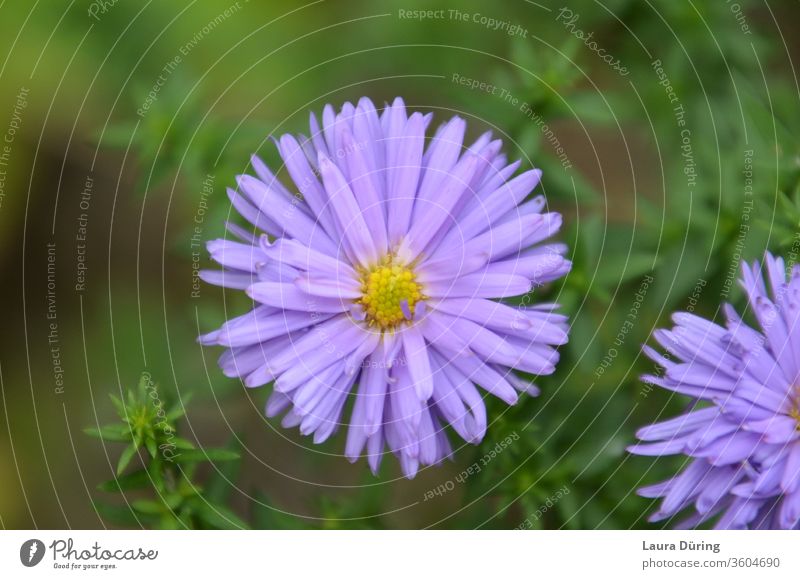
top-left (173, 437), bottom-right (196, 450)
top-left (145, 437), bottom-right (158, 458)
top-left (567, 91), bottom-right (617, 125)
top-left (109, 394), bottom-right (126, 417)
top-left (204, 438), bottom-right (243, 504)
top-left (84, 424), bottom-right (131, 442)
top-left (166, 393), bottom-right (193, 421)
top-left (98, 469), bottom-right (152, 493)
top-left (158, 513), bottom-right (182, 530)
top-left (164, 493), bottom-right (183, 510)
top-left (132, 500), bottom-right (163, 515)
top-left (117, 443), bottom-right (139, 475)
top-left (147, 454), bottom-right (166, 494)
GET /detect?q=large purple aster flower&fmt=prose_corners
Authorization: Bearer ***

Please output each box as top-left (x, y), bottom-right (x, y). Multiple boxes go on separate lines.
top-left (199, 97), bottom-right (571, 478)
top-left (629, 253), bottom-right (800, 528)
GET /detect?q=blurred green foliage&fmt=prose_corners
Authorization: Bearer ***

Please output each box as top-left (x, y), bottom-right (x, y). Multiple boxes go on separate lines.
top-left (86, 374), bottom-right (247, 529)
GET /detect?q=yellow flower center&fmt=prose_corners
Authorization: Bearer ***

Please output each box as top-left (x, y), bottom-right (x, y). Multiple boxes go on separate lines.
top-left (356, 254), bottom-right (424, 331)
top-left (791, 385), bottom-right (800, 430)
top-left (791, 406), bottom-right (800, 431)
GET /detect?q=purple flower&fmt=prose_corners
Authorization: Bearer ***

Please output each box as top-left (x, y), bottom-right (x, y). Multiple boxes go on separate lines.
top-left (629, 253), bottom-right (800, 529)
top-left (199, 97), bottom-right (571, 478)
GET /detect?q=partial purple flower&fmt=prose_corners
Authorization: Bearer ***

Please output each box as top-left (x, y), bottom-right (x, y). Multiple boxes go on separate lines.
top-left (199, 97), bottom-right (571, 478)
top-left (629, 252), bottom-right (800, 529)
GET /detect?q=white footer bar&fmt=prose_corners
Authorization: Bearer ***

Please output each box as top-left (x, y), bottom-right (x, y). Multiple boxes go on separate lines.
top-left (1, 530), bottom-right (797, 578)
